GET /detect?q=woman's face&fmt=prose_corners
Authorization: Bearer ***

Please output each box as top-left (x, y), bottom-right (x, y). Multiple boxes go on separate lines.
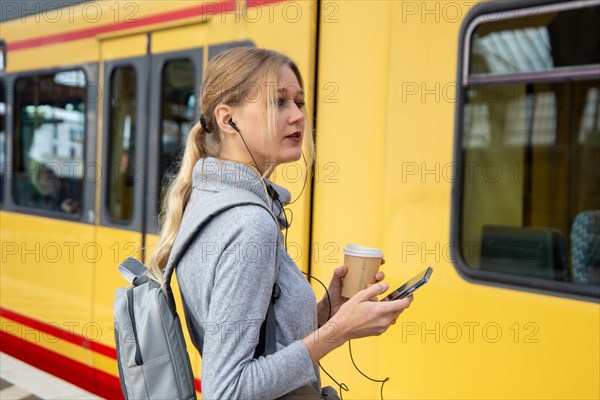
top-left (226, 65), bottom-right (305, 173)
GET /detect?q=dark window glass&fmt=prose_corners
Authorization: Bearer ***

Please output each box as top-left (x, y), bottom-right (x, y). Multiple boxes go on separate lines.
top-left (159, 59), bottom-right (195, 207)
top-left (107, 66), bottom-right (137, 222)
top-left (470, 6), bottom-right (600, 76)
top-left (0, 81), bottom-right (5, 204)
top-left (13, 71), bottom-right (86, 215)
top-left (461, 81), bottom-right (600, 286)
top-left (459, 3), bottom-right (600, 291)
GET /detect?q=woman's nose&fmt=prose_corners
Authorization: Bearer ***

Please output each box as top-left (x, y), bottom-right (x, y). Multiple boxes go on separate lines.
top-left (289, 103), bottom-right (305, 124)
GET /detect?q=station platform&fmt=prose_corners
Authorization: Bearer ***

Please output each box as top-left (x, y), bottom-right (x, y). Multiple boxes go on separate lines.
top-left (0, 353), bottom-right (101, 400)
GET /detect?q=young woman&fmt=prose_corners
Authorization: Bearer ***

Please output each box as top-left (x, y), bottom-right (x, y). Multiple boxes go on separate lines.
top-left (149, 47), bottom-right (413, 399)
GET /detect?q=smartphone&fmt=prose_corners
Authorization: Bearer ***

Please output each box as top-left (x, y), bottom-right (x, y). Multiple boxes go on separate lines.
top-left (384, 267), bottom-right (433, 301)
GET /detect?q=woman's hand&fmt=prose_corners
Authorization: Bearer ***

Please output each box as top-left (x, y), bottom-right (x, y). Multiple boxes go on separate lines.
top-left (331, 283), bottom-right (413, 341)
top-left (303, 283), bottom-right (414, 364)
top-left (317, 260), bottom-right (386, 327)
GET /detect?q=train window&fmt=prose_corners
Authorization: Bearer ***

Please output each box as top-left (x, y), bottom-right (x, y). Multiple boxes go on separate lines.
top-left (0, 80), bottom-right (5, 204)
top-left (106, 66), bottom-right (137, 223)
top-left (12, 71), bottom-right (86, 216)
top-left (457, 3), bottom-right (600, 292)
top-left (158, 59), bottom-right (195, 207)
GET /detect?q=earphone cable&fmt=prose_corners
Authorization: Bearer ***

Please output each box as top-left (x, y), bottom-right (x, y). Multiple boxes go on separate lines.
top-left (275, 194), bottom-right (350, 397)
top-left (299, 269), bottom-right (349, 398)
top-left (287, 148), bottom-right (310, 206)
top-left (348, 339), bottom-right (389, 400)
top-left (232, 121), bottom-right (273, 209)
top-left (235, 121), bottom-right (385, 399)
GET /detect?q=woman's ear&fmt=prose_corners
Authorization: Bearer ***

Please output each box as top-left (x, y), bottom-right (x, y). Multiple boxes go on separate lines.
top-left (214, 104), bottom-right (236, 134)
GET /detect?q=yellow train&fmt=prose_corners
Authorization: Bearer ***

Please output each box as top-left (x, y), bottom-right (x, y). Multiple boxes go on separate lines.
top-left (1, 0), bottom-right (598, 398)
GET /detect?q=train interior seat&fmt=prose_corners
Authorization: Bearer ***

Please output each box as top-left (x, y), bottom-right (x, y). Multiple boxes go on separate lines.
top-left (480, 225), bottom-right (568, 281)
top-left (571, 210), bottom-right (600, 285)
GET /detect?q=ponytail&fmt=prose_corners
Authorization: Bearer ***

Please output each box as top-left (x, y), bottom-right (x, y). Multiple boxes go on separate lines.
top-left (147, 122), bottom-right (207, 281)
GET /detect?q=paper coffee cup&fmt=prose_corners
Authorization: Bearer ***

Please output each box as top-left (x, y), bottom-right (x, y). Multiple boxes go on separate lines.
top-left (341, 244), bottom-right (384, 298)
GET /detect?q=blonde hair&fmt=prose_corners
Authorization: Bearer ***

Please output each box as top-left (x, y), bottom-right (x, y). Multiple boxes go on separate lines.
top-left (148, 47), bottom-right (314, 279)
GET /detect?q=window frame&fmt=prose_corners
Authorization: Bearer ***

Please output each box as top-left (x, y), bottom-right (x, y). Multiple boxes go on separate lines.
top-left (462, 1), bottom-right (600, 87)
top-left (9, 66), bottom-right (93, 222)
top-left (100, 56), bottom-right (148, 232)
top-left (157, 57), bottom-right (196, 210)
top-left (450, 0), bottom-right (600, 300)
top-left (104, 64), bottom-right (139, 225)
top-left (145, 48), bottom-right (203, 235)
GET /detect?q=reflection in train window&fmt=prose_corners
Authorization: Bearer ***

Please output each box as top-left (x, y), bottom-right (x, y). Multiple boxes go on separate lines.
top-left (469, 6), bottom-right (600, 76)
top-left (0, 81), bottom-right (5, 204)
top-left (107, 66), bottom-right (137, 223)
top-left (12, 71), bottom-right (86, 216)
top-left (460, 4), bottom-right (600, 289)
top-left (159, 59), bottom-right (195, 208)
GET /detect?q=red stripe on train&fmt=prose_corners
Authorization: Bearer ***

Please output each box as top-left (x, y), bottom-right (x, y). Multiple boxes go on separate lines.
top-left (0, 306), bottom-right (202, 394)
top-left (6, 0), bottom-right (236, 51)
top-left (0, 330), bottom-right (123, 399)
top-left (0, 307), bottom-right (117, 359)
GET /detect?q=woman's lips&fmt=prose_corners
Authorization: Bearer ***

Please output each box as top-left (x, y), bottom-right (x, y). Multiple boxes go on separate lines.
top-left (284, 132), bottom-right (302, 142)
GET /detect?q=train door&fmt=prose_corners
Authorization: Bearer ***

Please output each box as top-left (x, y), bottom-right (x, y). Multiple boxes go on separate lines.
top-left (144, 39), bottom-right (205, 396)
top-left (93, 33), bottom-right (150, 397)
top-left (93, 31), bottom-right (203, 396)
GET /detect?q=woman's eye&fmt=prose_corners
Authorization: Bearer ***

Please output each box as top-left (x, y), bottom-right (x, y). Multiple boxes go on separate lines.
top-left (277, 97), bottom-right (305, 108)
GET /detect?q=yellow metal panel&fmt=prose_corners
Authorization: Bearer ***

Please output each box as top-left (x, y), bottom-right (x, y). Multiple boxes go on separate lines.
top-left (91, 226), bottom-right (141, 366)
top-left (6, 39), bottom-right (98, 72)
top-left (383, 2), bottom-right (599, 398)
top-left (313, 1), bottom-right (600, 399)
top-left (1, 1), bottom-right (228, 70)
top-left (0, 1), bottom-right (220, 42)
top-left (312, 0), bottom-right (391, 248)
top-left (100, 34), bottom-right (147, 61)
top-left (162, 12), bottom-right (246, 54)
top-left (151, 23), bottom-right (209, 55)
top-left (0, 211), bottom-right (95, 367)
top-left (91, 351), bottom-right (119, 376)
top-left (312, 2), bottom-right (392, 398)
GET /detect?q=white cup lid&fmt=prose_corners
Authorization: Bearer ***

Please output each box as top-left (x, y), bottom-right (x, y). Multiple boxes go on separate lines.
top-left (343, 244), bottom-right (384, 258)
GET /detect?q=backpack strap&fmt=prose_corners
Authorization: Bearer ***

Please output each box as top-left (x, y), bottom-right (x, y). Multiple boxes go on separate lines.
top-left (164, 189), bottom-right (280, 285)
top-left (256, 272), bottom-right (281, 357)
top-left (163, 189), bottom-right (279, 288)
top-left (163, 188), bottom-right (282, 357)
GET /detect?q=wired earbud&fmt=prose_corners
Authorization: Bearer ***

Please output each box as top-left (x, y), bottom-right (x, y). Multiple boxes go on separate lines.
top-left (227, 119), bottom-right (279, 203)
top-left (228, 118), bottom-right (240, 133)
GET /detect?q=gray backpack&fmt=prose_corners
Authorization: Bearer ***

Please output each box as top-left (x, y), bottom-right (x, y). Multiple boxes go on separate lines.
top-left (113, 189), bottom-right (281, 400)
